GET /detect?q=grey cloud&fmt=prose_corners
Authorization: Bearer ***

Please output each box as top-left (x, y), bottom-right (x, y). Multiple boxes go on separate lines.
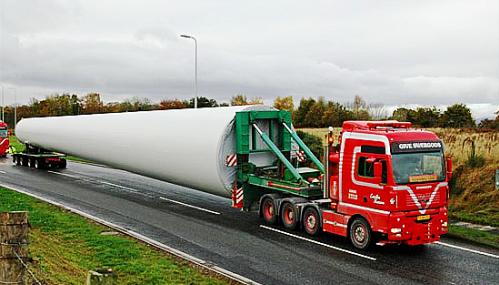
top-left (0, 0), bottom-right (498, 118)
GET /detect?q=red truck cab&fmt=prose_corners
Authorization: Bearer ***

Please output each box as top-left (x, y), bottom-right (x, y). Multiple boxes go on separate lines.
top-left (323, 121), bottom-right (450, 249)
top-left (0, 122), bottom-right (9, 157)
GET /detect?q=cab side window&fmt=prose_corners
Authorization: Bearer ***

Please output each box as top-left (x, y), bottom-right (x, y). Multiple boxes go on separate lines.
top-left (357, 155), bottom-right (387, 184)
top-left (358, 157), bottom-right (374, 177)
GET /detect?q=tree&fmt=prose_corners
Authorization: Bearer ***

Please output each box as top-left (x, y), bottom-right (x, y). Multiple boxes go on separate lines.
top-left (159, 99), bottom-right (187, 110)
top-left (82, 93), bottom-right (104, 114)
top-left (440, 103), bottom-right (475, 128)
top-left (273, 96), bottom-right (294, 112)
top-left (294, 98), bottom-right (316, 127)
top-left (392, 107), bottom-right (417, 122)
top-left (187, 97), bottom-right (219, 108)
top-left (350, 95), bottom-right (370, 120)
top-left (231, 94), bottom-right (248, 106)
top-left (322, 101), bottom-right (353, 127)
top-left (304, 97), bottom-right (326, 128)
top-left (368, 103), bottom-right (388, 120)
top-left (414, 107), bottom-right (441, 127)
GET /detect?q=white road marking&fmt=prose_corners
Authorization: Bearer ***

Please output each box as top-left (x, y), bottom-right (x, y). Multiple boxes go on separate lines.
top-left (0, 170), bottom-right (6, 174)
top-left (47, 170), bottom-right (80, 179)
top-left (434, 241), bottom-right (499, 259)
top-left (260, 225), bottom-right (377, 261)
top-left (98, 180), bottom-right (141, 194)
top-left (159, 196), bottom-right (221, 215)
top-left (0, 183), bottom-right (260, 285)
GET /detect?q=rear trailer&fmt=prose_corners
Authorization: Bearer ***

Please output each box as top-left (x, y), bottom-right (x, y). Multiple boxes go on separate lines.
top-left (12, 144), bottom-right (67, 169)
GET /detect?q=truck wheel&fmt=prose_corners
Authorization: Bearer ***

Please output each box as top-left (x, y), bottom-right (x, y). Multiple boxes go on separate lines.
top-left (34, 159), bottom-right (43, 169)
top-left (29, 158), bottom-right (35, 168)
top-left (59, 159), bottom-right (67, 169)
top-left (349, 217), bottom-right (372, 250)
top-left (303, 207), bottom-right (320, 236)
top-left (12, 156), bottom-right (17, 165)
top-left (261, 197), bottom-right (277, 225)
top-left (281, 202), bottom-right (298, 230)
top-left (22, 157), bottom-right (28, 167)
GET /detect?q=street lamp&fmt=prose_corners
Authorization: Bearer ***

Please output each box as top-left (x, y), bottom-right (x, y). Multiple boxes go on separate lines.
top-left (8, 88), bottom-right (16, 129)
top-left (180, 34), bottom-right (198, 109)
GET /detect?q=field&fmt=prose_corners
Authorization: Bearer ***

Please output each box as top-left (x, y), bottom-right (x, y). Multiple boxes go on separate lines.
top-left (300, 128), bottom-right (499, 229)
top-left (298, 128), bottom-right (499, 165)
top-left (0, 187), bottom-right (227, 285)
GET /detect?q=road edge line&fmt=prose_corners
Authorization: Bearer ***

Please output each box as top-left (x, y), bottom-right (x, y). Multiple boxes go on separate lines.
top-left (0, 183), bottom-right (262, 285)
top-left (260, 225), bottom-right (377, 261)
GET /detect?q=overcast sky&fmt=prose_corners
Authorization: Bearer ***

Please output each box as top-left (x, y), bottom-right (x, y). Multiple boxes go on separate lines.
top-left (1, 0), bottom-right (498, 118)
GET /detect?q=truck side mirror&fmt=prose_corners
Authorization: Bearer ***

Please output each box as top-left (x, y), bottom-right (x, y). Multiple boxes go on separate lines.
top-left (373, 161), bottom-right (382, 184)
top-left (446, 156), bottom-right (453, 181)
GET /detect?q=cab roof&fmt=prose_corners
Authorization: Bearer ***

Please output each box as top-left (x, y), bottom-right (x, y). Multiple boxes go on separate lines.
top-left (342, 120), bottom-right (440, 142)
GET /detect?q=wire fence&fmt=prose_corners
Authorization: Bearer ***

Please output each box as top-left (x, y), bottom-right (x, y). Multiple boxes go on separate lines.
top-left (0, 242), bottom-right (42, 285)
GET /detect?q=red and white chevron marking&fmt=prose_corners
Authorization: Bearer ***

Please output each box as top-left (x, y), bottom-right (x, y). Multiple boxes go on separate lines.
top-left (0, 138), bottom-right (7, 146)
top-left (232, 187), bottom-right (244, 208)
top-left (296, 150), bottom-right (306, 162)
top-left (226, 154), bottom-right (237, 167)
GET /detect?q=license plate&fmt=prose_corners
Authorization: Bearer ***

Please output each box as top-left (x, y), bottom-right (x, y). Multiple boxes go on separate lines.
top-left (417, 215), bottom-right (430, 221)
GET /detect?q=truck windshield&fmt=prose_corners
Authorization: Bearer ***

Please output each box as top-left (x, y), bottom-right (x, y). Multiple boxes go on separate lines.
top-left (0, 129), bottom-right (7, 138)
top-left (392, 151), bottom-right (444, 184)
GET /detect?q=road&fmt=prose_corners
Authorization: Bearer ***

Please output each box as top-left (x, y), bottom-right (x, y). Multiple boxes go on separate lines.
top-left (0, 158), bottom-right (498, 285)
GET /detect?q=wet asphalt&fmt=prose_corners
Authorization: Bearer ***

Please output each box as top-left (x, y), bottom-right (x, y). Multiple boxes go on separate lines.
top-left (0, 158), bottom-right (497, 285)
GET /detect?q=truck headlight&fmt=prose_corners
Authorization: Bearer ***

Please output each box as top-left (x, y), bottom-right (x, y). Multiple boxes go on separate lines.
top-left (442, 222), bottom-right (448, 227)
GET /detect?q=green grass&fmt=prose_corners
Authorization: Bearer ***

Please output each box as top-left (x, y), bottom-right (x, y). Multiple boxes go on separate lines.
top-left (0, 187), bottom-right (228, 285)
top-left (448, 225), bottom-right (499, 250)
top-left (9, 136), bottom-right (91, 163)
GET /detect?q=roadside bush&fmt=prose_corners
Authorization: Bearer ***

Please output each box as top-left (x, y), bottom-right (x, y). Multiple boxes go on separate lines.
top-left (296, 130), bottom-right (323, 160)
top-left (464, 138), bottom-right (485, 168)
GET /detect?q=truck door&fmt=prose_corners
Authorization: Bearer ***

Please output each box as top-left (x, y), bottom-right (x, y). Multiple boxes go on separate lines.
top-left (350, 145), bottom-right (389, 209)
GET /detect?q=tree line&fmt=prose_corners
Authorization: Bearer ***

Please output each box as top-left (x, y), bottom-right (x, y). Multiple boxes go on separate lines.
top-left (1, 93), bottom-right (497, 130)
top-left (274, 95), bottom-right (498, 129)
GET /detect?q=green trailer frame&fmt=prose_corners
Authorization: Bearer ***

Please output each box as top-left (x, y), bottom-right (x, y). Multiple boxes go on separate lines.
top-left (234, 110), bottom-right (324, 210)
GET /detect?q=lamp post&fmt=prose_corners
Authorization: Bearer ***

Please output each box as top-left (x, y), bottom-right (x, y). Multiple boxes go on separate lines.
top-left (1, 86), bottom-right (4, 122)
top-left (8, 88), bottom-right (16, 129)
top-left (180, 34), bottom-right (198, 109)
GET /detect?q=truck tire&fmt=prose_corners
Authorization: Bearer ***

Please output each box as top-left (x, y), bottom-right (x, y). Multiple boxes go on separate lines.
top-left (302, 207), bottom-right (320, 236)
top-left (34, 159), bottom-right (43, 169)
top-left (281, 202), bottom-right (298, 230)
top-left (261, 197), bottom-right (278, 225)
top-left (22, 157), bottom-right (28, 167)
top-left (349, 217), bottom-right (372, 250)
top-left (59, 159), bottom-right (67, 169)
top-left (29, 158), bottom-right (36, 168)
top-left (12, 156), bottom-right (17, 165)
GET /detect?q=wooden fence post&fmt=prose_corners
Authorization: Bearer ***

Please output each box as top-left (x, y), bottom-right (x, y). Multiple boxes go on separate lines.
top-left (0, 211), bottom-right (29, 285)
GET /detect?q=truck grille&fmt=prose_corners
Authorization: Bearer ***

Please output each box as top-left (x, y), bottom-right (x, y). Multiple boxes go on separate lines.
top-left (406, 193), bottom-right (439, 207)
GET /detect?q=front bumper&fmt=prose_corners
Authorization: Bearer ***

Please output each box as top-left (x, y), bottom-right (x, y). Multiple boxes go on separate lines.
top-left (385, 207), bottom-right (448, 245)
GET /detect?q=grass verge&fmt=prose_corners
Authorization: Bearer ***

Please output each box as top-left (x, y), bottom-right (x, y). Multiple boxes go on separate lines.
top-left (447, 225), bottom-right (499, 250)
top-left (0, 187), bottom-right (228, 285)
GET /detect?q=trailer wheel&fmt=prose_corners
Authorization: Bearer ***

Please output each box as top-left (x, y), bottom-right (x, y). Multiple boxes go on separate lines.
top-left (281, 202), bottom-right (298, 230)
top-left (29, 158), bottom-right (36, 168)
top-left (303, 207), bottom-right (320, 236)
top-left (22, 157), bottom-right (28, 167)
top-left (261, 197), bottom-right (277, 225)
top-left (12, 156), bottom-right (17, 165)
top-left (34, 159), bottom-right (44, 169)
top-left (349, 217), bottom-right (372, 250)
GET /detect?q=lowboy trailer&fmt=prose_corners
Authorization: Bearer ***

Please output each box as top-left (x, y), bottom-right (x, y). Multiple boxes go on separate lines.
top-left (12, 144), bottom-right (67, 169)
